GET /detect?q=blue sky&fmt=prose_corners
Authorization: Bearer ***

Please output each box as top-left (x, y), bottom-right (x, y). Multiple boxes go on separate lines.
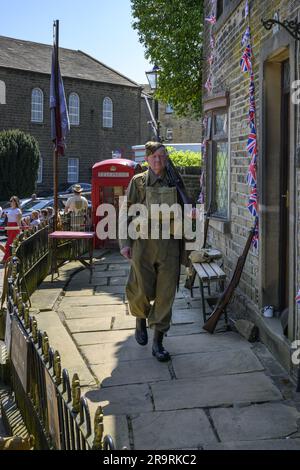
top-left (1, 0), bottom-right (151, 84)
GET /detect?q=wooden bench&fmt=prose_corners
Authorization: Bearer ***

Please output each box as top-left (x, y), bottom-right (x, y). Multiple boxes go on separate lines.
top-left (191, 261), bottom-right (226, 322)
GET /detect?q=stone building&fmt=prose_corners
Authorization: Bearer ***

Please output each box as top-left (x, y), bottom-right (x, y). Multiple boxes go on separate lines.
top-left (0, 35), bottom-right (152, 193)
top-left (203, 0), bottom-right (300, 374)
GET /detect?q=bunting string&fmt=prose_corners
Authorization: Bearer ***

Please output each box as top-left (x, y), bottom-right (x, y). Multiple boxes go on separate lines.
top-left (240, 0), bottom-right (259, 248)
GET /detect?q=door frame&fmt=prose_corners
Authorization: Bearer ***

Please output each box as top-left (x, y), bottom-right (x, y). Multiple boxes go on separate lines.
top-left (259, 30), bottom-right (296, 342)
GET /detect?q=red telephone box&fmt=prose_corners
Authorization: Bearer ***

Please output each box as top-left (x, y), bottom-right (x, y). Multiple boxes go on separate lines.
top-left (92, 159), bottom-right (142, 247)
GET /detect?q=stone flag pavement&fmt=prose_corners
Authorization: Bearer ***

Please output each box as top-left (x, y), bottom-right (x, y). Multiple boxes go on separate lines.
top-left (31, 251), bottom-right (300, 450)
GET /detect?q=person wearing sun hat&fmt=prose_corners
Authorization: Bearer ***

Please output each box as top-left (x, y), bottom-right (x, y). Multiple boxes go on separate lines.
top-left (64, 184), bottom-right (88, 215)
top-left (64, 184), bottom-right (89, 231)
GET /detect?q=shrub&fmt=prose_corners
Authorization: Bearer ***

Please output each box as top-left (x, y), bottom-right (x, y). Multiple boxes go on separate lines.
top-left (0, 129), bottom-right (40, 200)
top-left (166, 147), bottom-right (201, 167)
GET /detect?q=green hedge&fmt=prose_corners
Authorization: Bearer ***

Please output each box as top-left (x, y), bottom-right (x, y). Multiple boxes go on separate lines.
top-left (166, 147), bottom-right (201, 167)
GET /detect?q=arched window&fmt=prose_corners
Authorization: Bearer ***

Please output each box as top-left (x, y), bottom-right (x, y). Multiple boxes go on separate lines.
top-left (69, 92), bottom-right (80, 125)
top-left (31, 88), bottom-right (43, 122)
top-left (103, 97), bottom-right (113, 128)
top-left (0, 80), bottom-right (6, 104)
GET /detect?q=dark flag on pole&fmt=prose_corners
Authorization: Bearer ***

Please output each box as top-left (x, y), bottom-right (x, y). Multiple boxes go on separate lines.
top-left (50, 20), bottom-right (70, 155)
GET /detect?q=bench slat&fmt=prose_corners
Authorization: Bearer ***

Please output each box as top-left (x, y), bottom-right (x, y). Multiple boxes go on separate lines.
top-left (200, 263), bottom-right (220, 280)
top-left (193, 263), bottom-right (209, 281)
top-left (209, 262), bottom-right (226, 279)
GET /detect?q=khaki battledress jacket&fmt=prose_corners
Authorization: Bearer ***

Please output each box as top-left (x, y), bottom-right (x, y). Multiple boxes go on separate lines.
top-left (119, 168), bottom-right (184, 333)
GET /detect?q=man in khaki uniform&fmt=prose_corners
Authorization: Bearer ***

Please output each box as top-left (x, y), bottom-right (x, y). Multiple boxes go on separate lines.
top-left (120, 142), bottom-right (184, 362)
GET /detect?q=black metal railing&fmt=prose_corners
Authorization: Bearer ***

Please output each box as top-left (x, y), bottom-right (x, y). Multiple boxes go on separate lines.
top-left (4, 264), bottom-right (114, 450)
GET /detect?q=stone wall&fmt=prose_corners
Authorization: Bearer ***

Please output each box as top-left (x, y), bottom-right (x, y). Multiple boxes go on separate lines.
top-left (203, 0), bottom-right (300, 345)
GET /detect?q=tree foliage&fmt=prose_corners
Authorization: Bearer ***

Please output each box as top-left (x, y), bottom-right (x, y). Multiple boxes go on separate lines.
top-left (131, 0), bottom-right (203, 118)
top-left (0, 129), bottom-right (40, 200)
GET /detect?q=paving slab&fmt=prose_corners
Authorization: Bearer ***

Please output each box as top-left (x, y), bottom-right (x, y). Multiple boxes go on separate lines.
top-left (131, 410), bottom-right (218, 450)
top-left (91, 358), bottom-right (171, 387)
top-left (84, 383), bottom-right (153, 415)
top-left (164, 331), bottom-right (250, 355)
top-left (172, 349), bottom-right (264, 379)
top-left (30, 287), bottom-right (63, 311)
top-left (109, 277), bottom-right (127, 286)
top-left (203, 438), bottom-right (300, 450)
top-left (210, 403), bottom-right (300, 442)
top-left (36, 310), bottom-right (96, 387)
top-left (60, 305), bottom-right (127, 319)
top-left (95, 285), bottom-right (126, 295)
top-left (93, 264), bottom-right (108, 271)
top-left (112, 315), bottom-right (136, 330)
top-left (65, 317), bottom-right (112, 333)
top-left (64, 288), bottom-right (95, 296)
top-left (167, 323), bottom-right (205, 336)
top-left (60, 295), bottom-right (124, 307)
top-left (78, 270), bottom-right (128, 278)
top-left (80, 340), bottom-right (154, 364)
top-left (171, 309), bottom-right (203, 324)
top-left (101, 415), bottom-right (130, 450)
top-left (67, 278), bottom-right (108, 287)
top-left (73, 329), bottom-right (135, 346)
top-left (151, 373), bottom-right (282, 411)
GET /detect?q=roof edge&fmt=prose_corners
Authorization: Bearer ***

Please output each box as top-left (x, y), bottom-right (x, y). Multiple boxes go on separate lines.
top-left (78, 50), bottom-right (141, 89)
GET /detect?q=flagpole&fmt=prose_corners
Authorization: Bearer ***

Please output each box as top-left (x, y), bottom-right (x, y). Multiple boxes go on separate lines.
top-left (53, 19), bottom-right (60, 231)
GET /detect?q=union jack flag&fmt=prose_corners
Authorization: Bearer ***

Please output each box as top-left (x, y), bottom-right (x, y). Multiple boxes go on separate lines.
top-left (247, 156), bottom-right (257, 188)
top-left (240, 45), bottom-right (252, 73)
top-left (205, 75), bottom-right (213, 93)
top-left (208, 53), bottom-right (214, 66)
top-left (205, 15), bottom-right (216, 25)
top-left (248, 187), bottom-right (258, 217)
top-left (252, 220), bottom-right (259, 249)
top-left (247, 127), bottom-right (257, 156)
top-left (296, 289), bottom-right (300, 305)
top-left (241, 26), bottom-right (251, 46)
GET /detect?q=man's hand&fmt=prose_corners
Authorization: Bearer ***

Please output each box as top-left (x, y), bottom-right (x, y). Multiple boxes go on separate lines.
top-left (120, 246), bottom-right (132, 260)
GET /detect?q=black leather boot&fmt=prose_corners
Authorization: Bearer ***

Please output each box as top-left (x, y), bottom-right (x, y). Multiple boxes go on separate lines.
top-left (135, 318), bottom-right (148, 345)
top-left (152, 330), bottom-right (170, 362)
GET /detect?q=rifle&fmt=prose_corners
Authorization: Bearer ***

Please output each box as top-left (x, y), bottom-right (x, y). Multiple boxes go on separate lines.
top-left (166, 158), bottom-right (193, 206)
top-left (203, 223), bottom-right (256, 334)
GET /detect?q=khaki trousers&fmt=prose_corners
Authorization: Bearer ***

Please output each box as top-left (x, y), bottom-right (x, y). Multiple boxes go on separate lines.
top-left (126, 238), bottom-right (180, 333)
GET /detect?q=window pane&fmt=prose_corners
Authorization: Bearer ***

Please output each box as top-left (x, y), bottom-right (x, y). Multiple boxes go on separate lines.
top-left (69, 93), bottom-right (80, 125)
top-left (0, 80), bottom-right (6, 104)
top-left (214, 142), bottom-right (228, 218)
top-left (214, 113), bottom-right (227, 137)
top-left (31, 88), bottom-right (43, 122)
top-left (103, 97), bottom-right (113, 128)
top-left (68, 158), bottom-right (79, 183)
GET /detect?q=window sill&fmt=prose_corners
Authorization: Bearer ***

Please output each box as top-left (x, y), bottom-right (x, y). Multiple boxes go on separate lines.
top-left (209, 217), bottom-right (231, 234)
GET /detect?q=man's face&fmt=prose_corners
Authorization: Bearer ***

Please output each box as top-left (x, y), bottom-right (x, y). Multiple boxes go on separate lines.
top-left (145, 147), bottom-right (168, 175)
